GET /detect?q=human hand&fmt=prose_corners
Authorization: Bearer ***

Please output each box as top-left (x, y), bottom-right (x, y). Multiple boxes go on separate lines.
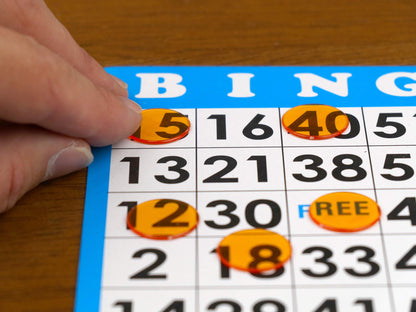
top-left (0, 0), bottom-right (142, 212)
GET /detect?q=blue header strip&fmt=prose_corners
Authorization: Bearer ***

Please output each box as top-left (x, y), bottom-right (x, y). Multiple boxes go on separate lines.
top-left (106, 66), bottom-right (416, 109)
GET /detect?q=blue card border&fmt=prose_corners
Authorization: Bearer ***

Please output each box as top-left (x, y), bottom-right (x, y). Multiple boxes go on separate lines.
top-left (74, 146), bottom-right (111, 312)
top-left (74, 65), bottom-right (416, 312)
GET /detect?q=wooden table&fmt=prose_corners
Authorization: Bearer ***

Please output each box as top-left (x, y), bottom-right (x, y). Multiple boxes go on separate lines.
top-left (0, 0), bottom-right (415, 311)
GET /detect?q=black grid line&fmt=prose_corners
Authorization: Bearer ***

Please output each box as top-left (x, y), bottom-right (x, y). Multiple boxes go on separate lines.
top-left (361, 107), bottom-right (396, 312)
top-left (278, 107), bottom-right (299, 312)
top-left (194, 108), bottom-right (200, 312)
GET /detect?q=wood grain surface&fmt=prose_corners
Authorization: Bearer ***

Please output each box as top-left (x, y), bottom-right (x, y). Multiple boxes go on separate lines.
top-left (0, 0), bottom-right (415, 311)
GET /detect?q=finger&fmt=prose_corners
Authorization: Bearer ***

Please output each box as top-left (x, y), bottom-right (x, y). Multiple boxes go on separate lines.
top-left (0, 124), bottom-right (93, 213)
top-left (0, 0), bottom-right (128, 97)
top-left (0, 26), bottom-right (141, 146)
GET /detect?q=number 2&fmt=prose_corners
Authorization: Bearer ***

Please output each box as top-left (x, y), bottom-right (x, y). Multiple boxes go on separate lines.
top-left (130, 248), bottom-right (167, 279)
top-left (152, 199), bottom-right (189, 227)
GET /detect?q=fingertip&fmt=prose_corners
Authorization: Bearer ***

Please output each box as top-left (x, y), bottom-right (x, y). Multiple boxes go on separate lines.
top-left (110, 75), bottom-right (129, 97)
top-left (86, 97), bottom-right (142, 147)
top-left (121, 97), bottom-right (142, 115)
top-left (111, 74), bottom-right (128, 90)
top-left (120, 97), bottom-right (143, 135)
top-left (99, 71), bottom-right (129, 97)
top-left (0, 126), bottom-right (93, 213)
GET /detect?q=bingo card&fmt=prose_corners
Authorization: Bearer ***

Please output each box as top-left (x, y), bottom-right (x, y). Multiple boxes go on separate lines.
top-left (75, 66), bottom-right (416, 312)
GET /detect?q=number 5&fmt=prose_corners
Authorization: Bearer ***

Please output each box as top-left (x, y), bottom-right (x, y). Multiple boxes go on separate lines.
top-left (381, 154), bottom-right (414, 181)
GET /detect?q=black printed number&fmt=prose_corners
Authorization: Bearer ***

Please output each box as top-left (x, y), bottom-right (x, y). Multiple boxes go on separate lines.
top-left (242, 114), bottom-right (274, 140)
top-left (302, 247), bottom-right (336, 277)
top-left (155, 156), bottom-right (190, 184)
top-left (332, 154), bottom-right (367, 181)
top-left (121, 157), bottom-right (140, 184)
top-left (208, 115), bottom-right (227, 140)
top-left (155, 112), bottom-right (189, 139)
top-left (114, 300), bottom-right (184, 312)
top-left (313, 299), bottom-right (374, 312)
top-left (208, 114), bottom-right (274, 140)
top-left (119, 199), bottom-right (190, 230)
top-left (381, 154), bottom-right (414, 181)
top-left (374, 113), bottom-right (406, 138)
top-left (207, 299), bottom-right (285, 312)
top-left (204, 199), bottom-right (281, 229)
top-left (114, 300), bottom-right (185, 312)
top-left (203, 156), bottom-right (238, 183)
top-left (119, 201), bottom-right (138, 229)
top-left (130, 248), bottom-right (167, 279)
top-left (160, 301), bottom-right (184, 312)
top-left (249, 245), bottom-right (282, 272)
top-left (213, 245), bottom-right (284, 279)
top-left (387, 197), bottom-right (416, 225)
top-left (344, 246), bottom-right (380, 277)
top-left (396, 245), bottom-right (416, 270)
top-left (114, 301), bottom-right (132, 312)
top-left (152, 199), bottom-right (189, 227)
top-left (302, 246), bottom-right (379, 278)
top-left (287, 111), bottom-right (322, 136)
top-left (288, 110), bottom-right (348, 137)
top-left (292, 155), bottom-right (327, 182)
top-left (203, 155), bottom-right (268, 183)
top-left (286, 111), bottom-right (360, 140)
top-left (293, 154), bottom-right (366, 182)
top-left (334, 113), bottom-right (361, 139)
top-left (121, 156), bottom-right (189, 184)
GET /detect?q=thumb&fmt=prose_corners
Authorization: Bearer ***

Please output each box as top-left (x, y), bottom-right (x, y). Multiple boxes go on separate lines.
top-left (0, 124), bottom-right (93, 213)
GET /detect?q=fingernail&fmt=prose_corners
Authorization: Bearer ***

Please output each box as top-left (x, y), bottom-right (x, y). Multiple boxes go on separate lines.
top-left (120, 98), bottom-right (142, 134)
top-left (121, 97), bottom-right (142, 114)
top-left (111, 75), bottom-right (128, 89)
top-left (43, 142), bottom-right (94, 181)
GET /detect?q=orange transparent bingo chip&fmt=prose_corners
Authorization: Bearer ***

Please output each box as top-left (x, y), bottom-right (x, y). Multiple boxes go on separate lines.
top-left (127, 199), bottom-right (199, 240)
top-left (217, 229), bottom-right (292, 273)
top-left (309, 192), bottom-right (381, 232)
top-left (129, 108), bottom-right (190, 144)
top-left (282, 104), bottom-right (349, 140)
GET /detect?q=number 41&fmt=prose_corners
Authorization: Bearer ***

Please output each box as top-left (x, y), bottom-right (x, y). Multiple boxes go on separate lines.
top-left (114, 300), bottom-right (184, 312)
